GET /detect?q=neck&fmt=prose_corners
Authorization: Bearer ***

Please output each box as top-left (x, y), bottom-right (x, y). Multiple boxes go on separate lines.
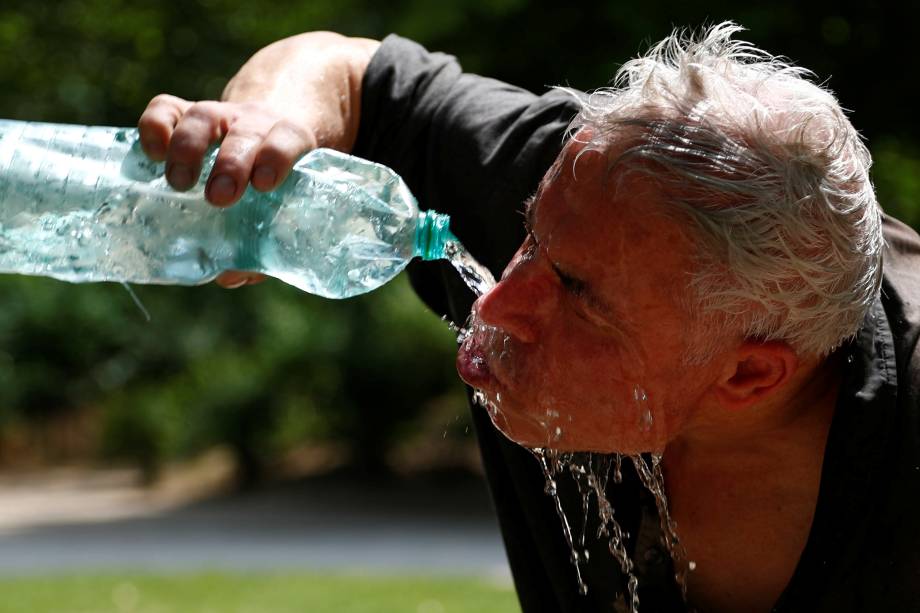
top-left (661, 353), bottom-right (844, 613)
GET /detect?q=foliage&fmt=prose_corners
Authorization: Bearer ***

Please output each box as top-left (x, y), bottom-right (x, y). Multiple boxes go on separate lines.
top-left (0, 1), bottom-right (917, 479)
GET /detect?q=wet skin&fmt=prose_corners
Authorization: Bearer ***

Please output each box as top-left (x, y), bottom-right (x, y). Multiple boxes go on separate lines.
top-left (456, 144), bottom-right (726, 455)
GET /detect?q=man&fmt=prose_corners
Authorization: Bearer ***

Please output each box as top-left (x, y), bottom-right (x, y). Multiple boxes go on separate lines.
top-left (138, 23), bottom-right (920, 612)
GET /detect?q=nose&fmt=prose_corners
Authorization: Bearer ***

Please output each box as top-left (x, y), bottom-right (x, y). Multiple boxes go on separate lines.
top-left (475, 256), bottom-right (558, 343)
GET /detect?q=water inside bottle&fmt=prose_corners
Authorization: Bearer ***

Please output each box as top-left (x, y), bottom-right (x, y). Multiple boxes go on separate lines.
top-left (0, 124), bottom-right (233, 286)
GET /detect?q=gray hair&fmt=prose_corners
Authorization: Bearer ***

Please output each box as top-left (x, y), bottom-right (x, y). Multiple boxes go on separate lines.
top-left (563, 21), bottom-right (882, 359)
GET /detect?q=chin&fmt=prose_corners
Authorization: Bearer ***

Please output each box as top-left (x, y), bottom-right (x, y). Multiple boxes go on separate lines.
top-left (480, 393), bottom-right (669, 456)
top-left (487, 408), bottom-right (560, 449)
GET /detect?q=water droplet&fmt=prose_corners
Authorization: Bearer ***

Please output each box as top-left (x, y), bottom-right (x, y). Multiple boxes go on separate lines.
top-left (638, 408), bottom-right (653, 432)
top-left (633, 384), bottom-right (648, 403)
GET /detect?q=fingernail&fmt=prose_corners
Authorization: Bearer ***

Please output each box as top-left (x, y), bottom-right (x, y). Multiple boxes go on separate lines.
top-left (224, 278), bottom-right (248, 289)
top-left (253, 166), bottom-right (276, 189)
top-left (167, 163), bottom-right (193, 189)
top-left (209, 174), bottom-right (237, 202)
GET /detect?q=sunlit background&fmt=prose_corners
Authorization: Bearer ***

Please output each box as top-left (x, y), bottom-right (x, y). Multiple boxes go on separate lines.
top-left (0, 1), bottom-right (917, 611)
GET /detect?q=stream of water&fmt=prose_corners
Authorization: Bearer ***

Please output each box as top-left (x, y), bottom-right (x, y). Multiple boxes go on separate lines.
top-left (442, 240), bottom-right (496, 298)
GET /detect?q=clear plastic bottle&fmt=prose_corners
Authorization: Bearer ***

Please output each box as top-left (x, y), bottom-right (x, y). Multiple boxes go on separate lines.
top-left (0, 119), bottom-right (458, 298)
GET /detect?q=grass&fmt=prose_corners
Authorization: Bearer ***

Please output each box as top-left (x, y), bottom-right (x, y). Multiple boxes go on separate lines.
top-left (0, 571), bottom-right (520, 613)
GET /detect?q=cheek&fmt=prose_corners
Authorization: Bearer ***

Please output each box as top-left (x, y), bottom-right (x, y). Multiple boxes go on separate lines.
top-left (529, 327), bottom-right (637, 405)
top-left (523, 327), bottom-right (667, 438)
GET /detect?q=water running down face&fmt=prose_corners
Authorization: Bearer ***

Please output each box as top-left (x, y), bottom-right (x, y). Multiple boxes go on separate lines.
top-left (456, 144), bottom-right (726, 454)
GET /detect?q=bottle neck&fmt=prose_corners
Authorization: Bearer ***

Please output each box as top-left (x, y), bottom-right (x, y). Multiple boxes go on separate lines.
top-left (415, 210), bottom-right (457, 261)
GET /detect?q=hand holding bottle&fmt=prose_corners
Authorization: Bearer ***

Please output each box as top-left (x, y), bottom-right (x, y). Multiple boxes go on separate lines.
top-left (137, 32), bottom-right (380, 288)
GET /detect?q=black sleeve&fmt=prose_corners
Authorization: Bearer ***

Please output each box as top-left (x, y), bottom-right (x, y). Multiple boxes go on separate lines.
top-left (352, 35), bottom-right (579, 286)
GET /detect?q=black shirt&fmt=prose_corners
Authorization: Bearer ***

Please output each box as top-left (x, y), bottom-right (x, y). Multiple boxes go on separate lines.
top-left (353, 35), bottom-right (920, 613)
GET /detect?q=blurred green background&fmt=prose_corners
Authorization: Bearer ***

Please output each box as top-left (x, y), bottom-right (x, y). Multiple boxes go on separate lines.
top-left (0, 0), bottom-right (917, 486)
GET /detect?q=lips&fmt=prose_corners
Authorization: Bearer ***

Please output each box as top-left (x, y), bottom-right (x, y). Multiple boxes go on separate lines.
top-left (456, 335), bottom-right (497, 389)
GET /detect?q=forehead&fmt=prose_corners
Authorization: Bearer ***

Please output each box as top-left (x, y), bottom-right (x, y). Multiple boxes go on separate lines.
top-left (533, 145), bottom-right (687, 241)
top-left (531, 144), bottom-right (697, 304)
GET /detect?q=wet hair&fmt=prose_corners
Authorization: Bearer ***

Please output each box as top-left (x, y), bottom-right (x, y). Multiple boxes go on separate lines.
top-left (560, 21), bottom-right (882, 359)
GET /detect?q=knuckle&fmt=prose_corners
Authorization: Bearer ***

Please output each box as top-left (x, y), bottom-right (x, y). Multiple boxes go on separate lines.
top-left (260, 125), bottom-right (313, 164)
top-left (211, 155), bottom-right (249, 179)
top-left (139, 104), bottom-right (172, 130)
top-left (148, 94), bottom-right (189, 118)
top-left (277, 118), bottom-right (313, 143)
top-left (223, 127), bottom-right (264, 154)
top-left (184, 101), bottom-right (220, 123)
top-left (149, 93), bottom-right (176, 107)
top-left (168, 127), bottom-right (204, 150)
top-left (167, 134), bottom-right (208, 164)
top-left (257, 140), bottom-right (291, 163)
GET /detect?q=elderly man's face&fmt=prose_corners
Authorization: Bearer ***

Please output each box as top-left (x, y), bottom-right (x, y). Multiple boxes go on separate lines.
top-left (457, 145), bottom-right (723, 454)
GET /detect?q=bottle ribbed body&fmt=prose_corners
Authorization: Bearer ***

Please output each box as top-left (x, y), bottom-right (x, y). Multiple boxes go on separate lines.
top-left (0, 119), bottom-right (448, 298)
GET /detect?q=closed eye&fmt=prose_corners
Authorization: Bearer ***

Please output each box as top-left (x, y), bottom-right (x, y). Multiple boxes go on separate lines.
top-left (555, 268), bottom-right (588, 298)
top-left (553, 264), bottom-right (619, 327)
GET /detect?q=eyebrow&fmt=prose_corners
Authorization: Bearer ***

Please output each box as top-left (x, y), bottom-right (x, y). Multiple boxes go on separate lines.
top-left (522, 193), bottom-right (538, 232)
top-left (522, 170), bottom-right (555, 231)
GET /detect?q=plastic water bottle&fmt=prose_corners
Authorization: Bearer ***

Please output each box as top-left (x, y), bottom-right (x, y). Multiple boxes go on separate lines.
top-left (0, 119), bottom-right (459, 298)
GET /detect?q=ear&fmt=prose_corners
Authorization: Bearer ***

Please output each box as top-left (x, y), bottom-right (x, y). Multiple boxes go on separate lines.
top-left (714, 341), bottom-right (799, 410)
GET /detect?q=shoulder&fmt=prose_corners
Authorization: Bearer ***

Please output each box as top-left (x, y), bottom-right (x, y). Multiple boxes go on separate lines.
top-left (881, 215), bottom-right (920, 380)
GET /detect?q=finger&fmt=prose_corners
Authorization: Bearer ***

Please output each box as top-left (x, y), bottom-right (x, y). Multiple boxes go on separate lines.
top-left (251, 119), bottom-right (317, 192)
top-left (215, 271), bottom-right (268, 288)
top-left (216, 271), bottom-right (250, 288)
top-left (137, 94), bottom-right (193, 161)
top-left (204, 118), bottom-right (273, 207)
top-left (166, 101), bottom-right (234, 191)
